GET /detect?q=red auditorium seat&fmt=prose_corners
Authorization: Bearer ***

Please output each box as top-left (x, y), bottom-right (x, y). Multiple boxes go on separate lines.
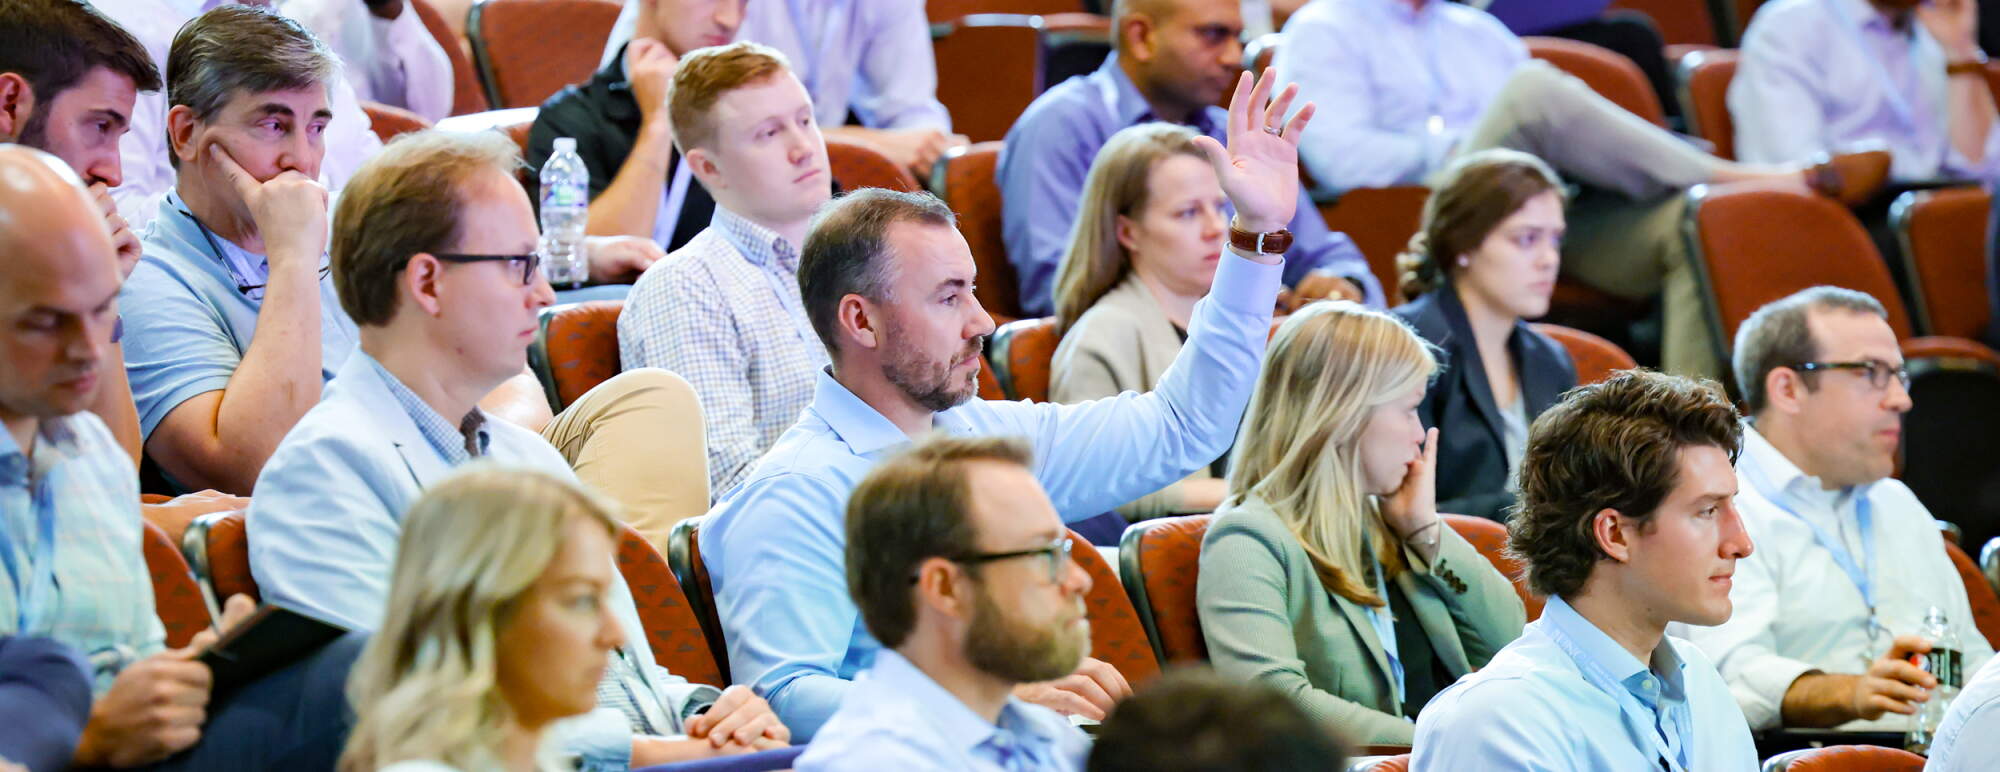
top-left (666, 517), bottom-right (730, 682)
top-left (1119, 514), bottom-right (1212, 665)
top-left (1069, 529), bottom-right (1162, 687)
top-left (143, 521), bottom-right (212, 649)
top-left (1314, 186), bottom-right (1430, 305)
top-left (410, 0), bottom-right (490, 115)
top-left (361, 101), bottom-right (432, 144)
top-left (527, 301), bottom-right (622, 412)
top-left (1445, 514), bottom-right (1543, 621)
top-left (932, 15), bottom-right (1048, 144)
top-left (614, 523), bottom-right (727, 687)
top-left (1891, 187), bottom-right (1993, 340)
top-left (1944, 539), bottom-right (2000, 648)
top-left (182, 510), bottom-right (260, 608)
top-left (926, 0), bottom-right (1082, 21)
top-left (827, 139), bottom-right (921, 192)
top-left (1763, 744), bottom-right (1924, 772)
top-left (988, 317), bottom-right (1061, 402)
top-left (1676, 48), bottom-right (1739, 160)
top-left (1531, 323), bottom-right (1639, 386)
top-left (931, 142), bottom-right (1023, 323)
top-left (467, 0), bottom-right (623, 109)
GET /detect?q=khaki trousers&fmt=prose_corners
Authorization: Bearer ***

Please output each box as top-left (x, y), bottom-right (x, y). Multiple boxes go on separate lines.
top-left (541, 367), bottom-right (710, 553)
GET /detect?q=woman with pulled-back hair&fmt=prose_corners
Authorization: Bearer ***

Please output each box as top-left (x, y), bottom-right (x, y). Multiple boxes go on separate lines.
top-left (1391, 149), bottom-right (1579, 522)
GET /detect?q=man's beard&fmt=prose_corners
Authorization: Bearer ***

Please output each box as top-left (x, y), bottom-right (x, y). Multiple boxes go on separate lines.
top-left (883, 336), bottom-right (984, 413)
top-left (16, 108), bottom-right (50, 151)
top-left (963, 587), bottom-right (1090, 684)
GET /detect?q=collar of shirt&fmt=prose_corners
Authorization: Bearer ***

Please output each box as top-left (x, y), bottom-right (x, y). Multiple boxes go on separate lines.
top-left (1363, 0), bottom-right (1440, 24)
top-left (865, 650), bottom-right (1067, 761)
top-left (1740, 422), bottom-right (1874, 521)
top-left (1092, 54), bottom-right (1224, 138)
top-left (807, 368), bottom-right (923, 456)
top-left (1842, 0), bottom-right (1913, 37)
top-left (161, 189), bottom-right (275, 289)
top-left (594, 42), bottom-right (642, 125)
top-left (0, 416), bottom-right (83, 488)
top-left (359, 349), bottom-right (489, 464)
top-left (1541, 595), bottom-right (1691, 711)
top-left (710, 205), bottom-right (800, 274)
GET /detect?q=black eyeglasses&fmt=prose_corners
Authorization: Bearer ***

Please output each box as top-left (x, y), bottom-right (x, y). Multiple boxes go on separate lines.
top-left (434, 253), bottom-right (543, 286)
top-left (913, 537), bottom-right (1074, 584)
top-left (1793, 360), bottom-right (1910, 391)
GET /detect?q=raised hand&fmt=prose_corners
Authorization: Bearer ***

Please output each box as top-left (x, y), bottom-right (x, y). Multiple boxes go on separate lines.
top-left (89, 182), bottom-right (142, 279)
top-left (1190, 68), bottom-right (1316, 236)
top-left (210, 143), bottom-right (328, 272)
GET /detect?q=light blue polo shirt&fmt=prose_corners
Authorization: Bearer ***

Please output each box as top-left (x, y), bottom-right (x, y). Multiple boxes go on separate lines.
top-left (121, 190), bottom-right (358, 450)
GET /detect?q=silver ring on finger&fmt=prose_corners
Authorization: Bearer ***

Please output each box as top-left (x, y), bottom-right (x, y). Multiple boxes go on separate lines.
top-left (1263, 125), bottom-right (1283, 136)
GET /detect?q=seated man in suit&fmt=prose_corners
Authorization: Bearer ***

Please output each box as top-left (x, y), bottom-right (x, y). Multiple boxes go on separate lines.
top-left (0, 143), bottom-right (360, 771)
top-left (1413, 371), bottom-right (1759, 770)
top-left (125, 6), bottom-right (700, 530)
top-left (1000, 0), bottom-right (1377, 317)
top-left (245, 129), bottom-right (787, 770)
top-left (1681, 287), bottom-right (1994, 731)
top-left (703, 69), bottom-right (1310, 739)
top-left (797, 435), bottom-right (1097, 770)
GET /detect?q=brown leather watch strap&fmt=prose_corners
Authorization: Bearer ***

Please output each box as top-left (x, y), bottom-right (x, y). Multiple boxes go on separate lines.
top-left (1948, 53), bottom-right (1990, 77)
top-left (1228, 226), bottom-right (1294, 255)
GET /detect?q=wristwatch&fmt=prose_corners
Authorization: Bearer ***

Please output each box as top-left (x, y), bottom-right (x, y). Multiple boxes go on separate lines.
top-left (1228, 225), bottom-right (1294, 256)
top-left (1947, 51), bottom-right (1990, 78)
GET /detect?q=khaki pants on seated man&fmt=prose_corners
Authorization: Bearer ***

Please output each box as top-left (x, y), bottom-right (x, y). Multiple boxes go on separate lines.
top-left (542, 368), bottom-right (710, 551)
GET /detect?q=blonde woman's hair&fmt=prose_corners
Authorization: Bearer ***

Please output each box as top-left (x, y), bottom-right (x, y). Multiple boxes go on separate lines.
top-left (1226, 301), bottom-right (1439, 606)
top-left (1052, 122), bottom-right (1205, 335)
top-left (339, 466), bottom-right (622, 772)
top-left (1394, 149), bottom-right (1565, 300)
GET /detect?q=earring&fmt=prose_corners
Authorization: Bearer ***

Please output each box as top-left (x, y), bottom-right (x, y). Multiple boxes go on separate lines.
top-left (1456, 256), bottom-right (1470, 267)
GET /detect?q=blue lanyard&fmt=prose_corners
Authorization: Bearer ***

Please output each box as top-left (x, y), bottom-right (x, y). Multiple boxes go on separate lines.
top-left (1740, 449), bottom-right (1883, 648)
top-left (0, 460), bottom-right (62, 632)
top-left (1544, 617), bottom-right (1692, 772)
top-left (1367, 542), bottom-right (1407, 708)
top-left (1826, 0), bottom-right (1932, 134)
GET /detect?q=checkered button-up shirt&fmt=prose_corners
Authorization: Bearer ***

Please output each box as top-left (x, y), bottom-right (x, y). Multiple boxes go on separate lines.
top-left (0, 412), bottom-right (161, 694)
top-left (364, 354), bottom-right (490, 463)
top-left (618, 206), bottom-right (830, 500)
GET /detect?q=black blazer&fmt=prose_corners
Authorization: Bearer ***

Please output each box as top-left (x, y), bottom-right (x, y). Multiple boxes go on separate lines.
top-left (1393, 286), bottom-right (1576, 521)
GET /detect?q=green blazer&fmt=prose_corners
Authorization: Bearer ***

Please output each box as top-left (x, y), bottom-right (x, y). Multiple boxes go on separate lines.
top-left (1196, 495), bottom-right (1526, 745)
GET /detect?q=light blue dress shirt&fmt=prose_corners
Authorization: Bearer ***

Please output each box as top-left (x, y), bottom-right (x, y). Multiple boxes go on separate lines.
top-left (1412, 595), bottom-right (1758, 771)
top-left (794, 650), bottom-right (1090, 771)
top-left (1274, 0), bottom-right (1527, 191)
top-left (0, 412), bottom-right (161, 694)
top-left (701, 250), bottom-right (1281, 739)
top-left (997, 54), bottom-right (1379, 317)
top-left (121, 191), bottom-right (358, 469)
top-left (247, 350), bottom-right (715, 772)
top-left (1732, 0), bottom-right (2000, 183)
top-left (1927, 653), bottom-right (2000, 771)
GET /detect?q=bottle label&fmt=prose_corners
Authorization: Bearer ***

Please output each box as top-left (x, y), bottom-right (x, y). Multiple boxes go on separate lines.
top-left (1923, 647), bottom-right (1963, 690)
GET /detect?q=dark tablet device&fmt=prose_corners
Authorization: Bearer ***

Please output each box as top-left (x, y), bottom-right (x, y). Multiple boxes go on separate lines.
top-left (196, 604), bottom-right (349, 694)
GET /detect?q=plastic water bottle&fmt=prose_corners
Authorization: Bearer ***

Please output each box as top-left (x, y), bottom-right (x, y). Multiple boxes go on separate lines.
top-left (1906, 606), bottom-right (1963, 754)
top-left (538, 137), bottom-right (590, 288)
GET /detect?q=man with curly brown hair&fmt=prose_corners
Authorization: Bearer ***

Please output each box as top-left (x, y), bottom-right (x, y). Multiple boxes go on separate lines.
top-left (1411, 370), bottom-right (1760, 771)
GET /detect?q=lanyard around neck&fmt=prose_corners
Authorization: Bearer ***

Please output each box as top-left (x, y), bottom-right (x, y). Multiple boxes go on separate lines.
top-left (1543, 615), bottom-right (1692, 772)
top-left (1739, 448), bottom-right (1884, 646)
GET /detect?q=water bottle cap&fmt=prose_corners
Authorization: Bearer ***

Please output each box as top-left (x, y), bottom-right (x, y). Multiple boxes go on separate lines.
top-left (554, 137), bottom-right (577, 152)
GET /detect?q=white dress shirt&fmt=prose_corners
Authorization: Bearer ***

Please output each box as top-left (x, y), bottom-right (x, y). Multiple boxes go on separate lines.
top-left (598, 0), bottom-right (951, 130)
top-left (1678, 423), bottom-right (1994, 731)
top-left (96, 0), bottom-right (385, 231)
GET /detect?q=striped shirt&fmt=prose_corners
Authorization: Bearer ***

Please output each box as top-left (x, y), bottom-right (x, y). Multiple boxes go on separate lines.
top-left (618, 206), bottom-right (830, 500)
top-left (0, 412), bottom-right (161, 694)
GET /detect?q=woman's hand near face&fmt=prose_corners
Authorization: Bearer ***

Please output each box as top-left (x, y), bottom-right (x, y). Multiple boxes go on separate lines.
top-left (1380, 427), bottom-right (1442, 560)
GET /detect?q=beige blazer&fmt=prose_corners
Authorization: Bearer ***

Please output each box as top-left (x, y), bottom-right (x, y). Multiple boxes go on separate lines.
top-left (1049, 275), bottom-right (1215, 519)
top-left (1197, 495), bottom-right (1526, 745)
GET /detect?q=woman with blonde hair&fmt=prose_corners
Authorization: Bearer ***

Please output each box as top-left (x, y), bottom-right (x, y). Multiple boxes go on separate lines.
top-left (1391, 149), bottom-right (1578, 521)
top-left (1196, 302), bottom-right (1525, 746)
top-left (1047, 123), bottom-right (1233, 519)
top-left (340, 467), bottom-right (787, 771)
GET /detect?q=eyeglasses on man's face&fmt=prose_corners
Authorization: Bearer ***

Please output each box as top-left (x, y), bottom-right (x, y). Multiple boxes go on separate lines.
top-left (433, 252), bottom-right (543, 286)
top-left (1792, 359), bottom-right (1910, 392)
top-left (911, 536), bottom-right (1075, 584)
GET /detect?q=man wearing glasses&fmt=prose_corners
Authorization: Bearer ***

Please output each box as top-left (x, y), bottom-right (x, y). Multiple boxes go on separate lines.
top-left (246, 129), bottom-right (793, 770)
top-left (798, 434), bottom-right (1099, 771)
top-left (1681, 286), bottom-right (1994, 731)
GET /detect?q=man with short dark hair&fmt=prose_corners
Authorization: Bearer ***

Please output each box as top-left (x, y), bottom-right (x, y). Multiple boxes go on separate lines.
top-left (796, 435), bottom-right (1097, 770)
top-left (1412, 370), bottom-right (1759, 770)
top-left (0, 143), bottom-right (358, 772)
top-left (999, 0), bottom-right (1378, 317)
top-left (1086, 670), bottom-right (1350, 772)
top-left (0, 0), bottom-right (162, 463)
top-left (704, 70), bottom-right (1310, 738)
top-left (248, 129), bottom-right (788, 770)
top-left (1681, 286), bottom-right (1993, 731)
